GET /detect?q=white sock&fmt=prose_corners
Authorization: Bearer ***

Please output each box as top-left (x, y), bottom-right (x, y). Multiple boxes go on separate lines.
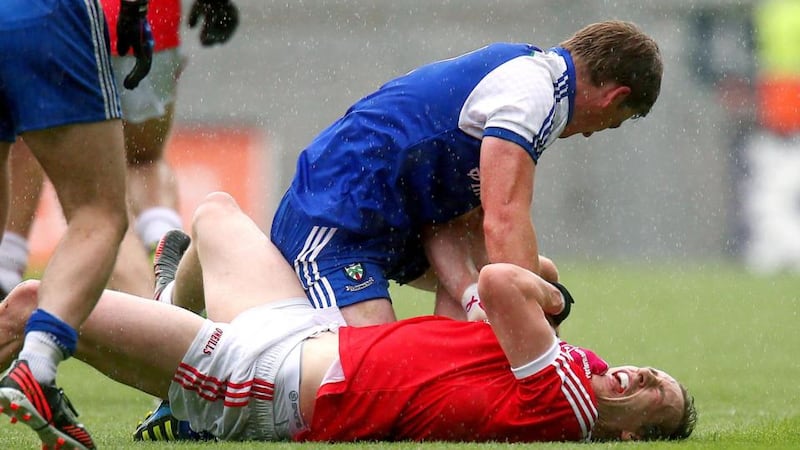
top-left (157, 280), bottom-right (175, 305)
top-left (0, 232), bottom-right (29, 294)
top-left (135, 207), bottom-right (183, 250)
top-left (18, 331), bottom-right (65, 385)
top-left (460, 283), bottom-right (487, 322)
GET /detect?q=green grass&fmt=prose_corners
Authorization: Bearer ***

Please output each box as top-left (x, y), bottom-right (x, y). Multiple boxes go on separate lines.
top-left (5, 261), bottom-right (800, 448)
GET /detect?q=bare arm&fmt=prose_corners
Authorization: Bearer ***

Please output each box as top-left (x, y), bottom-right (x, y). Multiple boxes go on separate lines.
top-left (423, 209), bottom-right (487, 320)
top-left (479, 137), bottom-right (540, 274)
top-left (423, 207), bottom-right (560, 322)
top-left (422, 209), bottom-right (483, 301)
top-left (478, 263), bottom-right (563, 368)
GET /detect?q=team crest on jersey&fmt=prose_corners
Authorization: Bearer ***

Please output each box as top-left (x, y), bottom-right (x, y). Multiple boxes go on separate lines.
top-left (344, 263), bottom-right (365, 281)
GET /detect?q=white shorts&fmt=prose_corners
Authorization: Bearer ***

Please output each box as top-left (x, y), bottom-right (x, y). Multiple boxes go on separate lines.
top-left (111, 48), bottom-right (182, 123)
top-left (168, 298), bottom-right (339, 441)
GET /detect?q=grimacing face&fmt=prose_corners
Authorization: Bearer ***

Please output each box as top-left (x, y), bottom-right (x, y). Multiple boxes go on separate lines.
top-left (591, 365), bottom-right (684, 440)
top-left (560, 104), bottom-right (638, 138)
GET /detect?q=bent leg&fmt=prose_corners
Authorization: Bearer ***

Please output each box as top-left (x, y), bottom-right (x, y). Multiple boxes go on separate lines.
top-left (339, 300), bottom-right (396, 326)
top-left (1, 281), bottom-right (202, 398)
top-left (189, 192), bottom-right (307, 323)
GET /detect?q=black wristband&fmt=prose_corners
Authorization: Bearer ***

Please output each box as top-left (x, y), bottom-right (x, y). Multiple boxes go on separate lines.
top-left (548, 281), bottom-right (575, 326)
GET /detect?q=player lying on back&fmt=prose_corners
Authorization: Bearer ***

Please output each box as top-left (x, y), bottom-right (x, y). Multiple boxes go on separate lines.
top-left (0, 192), bottom-right (696, 443)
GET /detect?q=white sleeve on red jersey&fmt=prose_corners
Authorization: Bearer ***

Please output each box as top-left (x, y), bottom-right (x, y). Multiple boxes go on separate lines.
top-left (510, 335), bottom-right (559, 379)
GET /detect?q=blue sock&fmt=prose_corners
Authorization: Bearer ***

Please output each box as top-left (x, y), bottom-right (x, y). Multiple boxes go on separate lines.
top-left (17, 309), bottom-right (78, 384)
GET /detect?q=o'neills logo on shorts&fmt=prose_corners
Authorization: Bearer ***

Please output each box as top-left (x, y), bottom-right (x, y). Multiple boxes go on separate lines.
top-left (203, 327), bottom-right (224, 355)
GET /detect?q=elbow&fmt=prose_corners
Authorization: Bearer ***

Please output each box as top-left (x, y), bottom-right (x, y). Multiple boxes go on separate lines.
top-left (477, 263), bottom-right (519, 304)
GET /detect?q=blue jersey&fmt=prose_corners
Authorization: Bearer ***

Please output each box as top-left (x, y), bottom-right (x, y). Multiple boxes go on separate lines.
top-left (286, 43), bottom-right (576, 236)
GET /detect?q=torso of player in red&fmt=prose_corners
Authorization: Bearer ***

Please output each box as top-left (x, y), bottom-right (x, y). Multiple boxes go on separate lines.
top-left (297, 316), bottom-right (607, 443)
top-left (102, 0), bottom-right (181, 54)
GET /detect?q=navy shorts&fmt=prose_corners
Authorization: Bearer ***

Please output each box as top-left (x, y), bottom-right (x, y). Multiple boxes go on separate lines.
top-left (0, 0), bottom-right (121, 142)
top-left (270, 195), bottom-right (430, 310)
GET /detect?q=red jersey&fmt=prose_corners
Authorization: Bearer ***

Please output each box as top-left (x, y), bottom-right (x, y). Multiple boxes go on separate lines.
top-left (102, 0), bottom-right (181, 54)
top-left (297, 316), bottom-right (605, 443)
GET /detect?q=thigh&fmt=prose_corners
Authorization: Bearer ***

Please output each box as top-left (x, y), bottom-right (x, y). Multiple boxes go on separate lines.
top-left (23, 120), bottom-right (127, 218)
top-left (170, 299), bottom-right (336, 440)
top-left (193, 193), bottom-right (307, 323)
top-left (271, 201), bottom-right (395, 310)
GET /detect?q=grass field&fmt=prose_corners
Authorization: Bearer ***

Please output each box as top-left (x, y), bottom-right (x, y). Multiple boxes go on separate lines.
top-left (4, 261), bottom-right (800, 449)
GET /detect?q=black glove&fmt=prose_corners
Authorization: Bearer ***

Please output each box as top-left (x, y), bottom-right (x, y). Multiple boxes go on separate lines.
top-left (117, 0), bottom-right (154, 90)
top-left (548, 281), bottom-right (575, 326)
top-left (188, 0), bottom-right (239, 46)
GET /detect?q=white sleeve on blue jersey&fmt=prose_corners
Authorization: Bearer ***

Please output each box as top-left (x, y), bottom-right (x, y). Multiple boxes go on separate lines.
top-left (457, 51), bottom-right (571, 159)
top-left (459, 56), bottom-right (556, 142)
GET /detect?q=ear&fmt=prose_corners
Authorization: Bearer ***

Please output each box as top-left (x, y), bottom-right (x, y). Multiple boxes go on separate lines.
top-left (620, 430), bottom-right (641, 441)
top-left (601, 85), bottom-right (631, 108)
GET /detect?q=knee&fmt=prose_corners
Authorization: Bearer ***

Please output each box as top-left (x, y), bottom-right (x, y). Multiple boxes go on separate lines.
top-left (191, 191), bottom-right (239, 228)
top-left (11, 279), bottom-right (41, 301)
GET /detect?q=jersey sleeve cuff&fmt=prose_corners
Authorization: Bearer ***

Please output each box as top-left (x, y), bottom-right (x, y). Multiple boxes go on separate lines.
top-left (511, 336), bottom-right (559, 379)
top-left (483, 127), bottom-right (539, 163)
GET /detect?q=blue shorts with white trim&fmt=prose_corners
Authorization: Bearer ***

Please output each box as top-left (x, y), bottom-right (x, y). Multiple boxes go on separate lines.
top-left (271, 194), bottom-right (430, 309)
top-left (0, 0), bottom-right (121, 142)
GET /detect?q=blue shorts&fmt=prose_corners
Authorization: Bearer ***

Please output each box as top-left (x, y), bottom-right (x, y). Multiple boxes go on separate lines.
top-left (270, 195), bottom-right (430, 310)
top-left (0, 0), bottom-right (121, 142)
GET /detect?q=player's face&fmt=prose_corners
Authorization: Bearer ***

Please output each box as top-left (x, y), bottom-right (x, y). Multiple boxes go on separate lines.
top-left (592, 365), bottom-right (684, 440)
top-left (578, 105), bottom-right (638, 138)
top-left (559, 104), bottom-right (638, 138)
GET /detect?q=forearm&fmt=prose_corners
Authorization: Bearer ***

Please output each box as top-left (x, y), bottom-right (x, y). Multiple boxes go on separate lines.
top-left (483, 210), bottom-right (541, 274)
top-left (422, 218), bottom-right (480, 300)
top-left (423, 212), bottom-right (487, 321)
top-left (432, 285), bottom-right (467, 320)
top-left (478, 136), bottom-right (539, 274)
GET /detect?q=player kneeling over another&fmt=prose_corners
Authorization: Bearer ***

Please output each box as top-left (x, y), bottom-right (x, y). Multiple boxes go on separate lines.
top-left (0, 192), bottom-right (696, 443)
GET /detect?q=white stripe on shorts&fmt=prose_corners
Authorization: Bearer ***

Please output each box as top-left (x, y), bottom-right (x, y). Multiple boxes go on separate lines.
top-left (295, 226), bottom-right (337, 309)
top-left (83, 0), bottom-right (120, 118)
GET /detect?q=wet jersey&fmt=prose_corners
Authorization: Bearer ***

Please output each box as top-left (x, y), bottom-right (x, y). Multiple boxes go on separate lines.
top-left (285, 43), bottom-right (576, 236)
top-left (103, 0), bottom-right (181, 54)
top-left (297, 316), bottom-right (603, 443)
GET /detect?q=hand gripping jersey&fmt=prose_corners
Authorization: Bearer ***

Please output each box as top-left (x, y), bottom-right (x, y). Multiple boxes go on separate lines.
top-left (286, 43), bottom-right (576, 236)
top-left (102, 0), bottom-right (181, 53)
top-left (297, 316), bottom-right (605, 443)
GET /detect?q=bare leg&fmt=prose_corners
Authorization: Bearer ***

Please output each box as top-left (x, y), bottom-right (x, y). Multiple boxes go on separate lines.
top-left (22, 121), bottom-right (128, 327)
top-left (186, 192), bottom-right (308, 323)
top-left (108, 104), bottom-right (180, 298)
top-left (3, 139), bottom-right (153, 299)
top-left (0, 142), bottom-right (10, 242)
top-left (171, 242), bottom-right (206, 314)
top-left (106, 224), bottom-right (155, 298)
top-left (1, 281), bottom-right (201, 398)
top-left (0, 141), bottom-right (43, 294)
top-left (339, 300), bottom-right (397, 327)
top-left (126, 104), bottom-right (179, 218)
top-left (6, 141), bottom-right (43, 239)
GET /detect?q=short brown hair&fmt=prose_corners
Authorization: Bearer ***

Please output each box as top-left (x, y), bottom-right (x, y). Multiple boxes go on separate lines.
top-left (639, 384), bottom-right (698, 441)
top-left (561, 20), bottom-right (663, 117)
